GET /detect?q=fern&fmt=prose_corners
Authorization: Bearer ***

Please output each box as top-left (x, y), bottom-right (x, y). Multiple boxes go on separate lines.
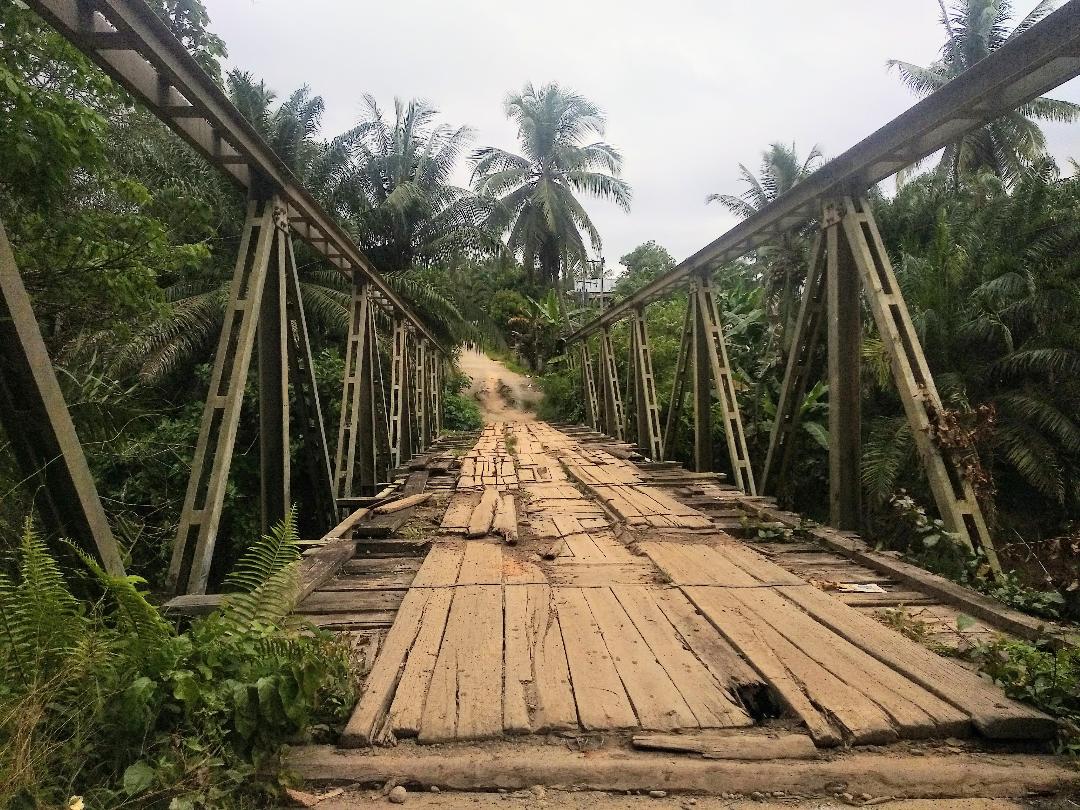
top-left (66, 542), bottom-right (173, 651)
top-left (219, 508), bottom-right (303, 632)
top-left (0, 520), bottom-right (87, 690)
top-left (862, 417), bottom-right (914, 505)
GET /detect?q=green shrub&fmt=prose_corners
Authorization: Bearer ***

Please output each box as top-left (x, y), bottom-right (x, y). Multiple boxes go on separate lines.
top-left (969, 636), bottom-right (1080, 756)
top-left (0, 511), bottom-right (354, 809)
top-left (441, 366), bottom-right (483, 431)
top-left (537, 362), bottom-right (582, 423)
top-left (443, 394), bottom-right (483, 431)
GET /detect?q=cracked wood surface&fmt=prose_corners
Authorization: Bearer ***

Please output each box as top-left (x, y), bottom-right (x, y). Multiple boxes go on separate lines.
top-left (337, 420), bottom-right (1054, 748)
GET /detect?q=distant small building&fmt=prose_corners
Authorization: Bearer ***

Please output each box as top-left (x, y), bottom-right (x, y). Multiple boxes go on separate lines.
top-left (572, 277), bottom-right (615, 305)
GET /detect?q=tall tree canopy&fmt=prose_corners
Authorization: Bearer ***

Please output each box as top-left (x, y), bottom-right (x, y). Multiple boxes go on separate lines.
top-left (471, 82), bottom-right (632, 288)
top-left (888, 0), bottom-right (1080, 186)
top-left (346, 96), bottom-right (495, 274)
top-left (707, 143), bottom-right (823, 348)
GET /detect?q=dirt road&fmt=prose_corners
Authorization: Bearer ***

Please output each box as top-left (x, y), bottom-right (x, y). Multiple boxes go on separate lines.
top-left (457, 349), bottom-right (541, 422)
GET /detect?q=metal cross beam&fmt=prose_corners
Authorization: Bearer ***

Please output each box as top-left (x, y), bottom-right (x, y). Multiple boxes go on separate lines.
top-left (27, 0), bottom-right (444, 352)
top-left (564, 0), bottom-right (1080, 343)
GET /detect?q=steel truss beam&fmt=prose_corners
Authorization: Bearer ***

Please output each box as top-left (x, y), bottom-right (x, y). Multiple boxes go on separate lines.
top-left (628, 308), bottom-right (663, 460)
top-left (597, 328), bottom-right (625, 441)
top-left (565, 0), bottom-right (1080, 343)
top-left (691, 274), bottom-right (756, 494)
top-left (0, 220), bottom-right (125, 575)
top-left (580, 342), bottom-right (600, 431)
top-left (27, 0), bottom-right (444, 352)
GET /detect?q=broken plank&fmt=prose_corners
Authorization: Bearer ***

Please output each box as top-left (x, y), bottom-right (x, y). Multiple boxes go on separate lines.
top-left (466, 487), bottom-right (499, 538)
top-left (613, 585), bottom-right (752, 729)
top-left (632, 732), bottom-right (818, 760)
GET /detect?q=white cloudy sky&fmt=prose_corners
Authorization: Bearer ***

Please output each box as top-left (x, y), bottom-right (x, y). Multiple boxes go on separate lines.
top-left (204, 0), bottom-right (1080, 272)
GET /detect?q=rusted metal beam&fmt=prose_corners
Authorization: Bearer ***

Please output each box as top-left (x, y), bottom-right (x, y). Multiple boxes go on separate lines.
top-left (565, 0), bottom-right (1080, 343)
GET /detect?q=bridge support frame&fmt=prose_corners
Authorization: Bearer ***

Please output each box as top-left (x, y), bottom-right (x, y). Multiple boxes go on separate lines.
top-left (597, 327), bottom-right (625, 441)
top-left (169, 189), bottom-right (337, 595)
top-left (0, 218), bottom-right (125, 576)
top-left (690, 272), bottom-right (757, 493)
top-left (763, 196), bottom-right (1000, 571)
top-left (629, 307), bottom-right (663, 460)
top-left (662, 303), bottom-right (693, 462)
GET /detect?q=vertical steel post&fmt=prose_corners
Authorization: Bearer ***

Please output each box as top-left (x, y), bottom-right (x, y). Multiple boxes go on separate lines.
top-left (690, 287), bottom-right (713, 473)
top-left (259, 216), bottom-right (290, 533)
top-left (580, 341), bottom-right (600, 431)
top-left (692, 272), bottom-right (756, 493)
top-left (281, 231), bottom-right (336, 531)
top-left (629, 307), bottom-right (664, 460)
top-left (761, 232), bottom-right (827, 497)
top-left (597, 327), bottom-right (625, 440)
top-left (662, 302), bottom-right (693, 462)
top-left (389, 319), bottom-right (413, 468)
top-left (825, 202), bottom-right (862, 529)
top-left (169, 192), bottom-right (277, 594)
top-left (0, 219), bottom-right (125, 575)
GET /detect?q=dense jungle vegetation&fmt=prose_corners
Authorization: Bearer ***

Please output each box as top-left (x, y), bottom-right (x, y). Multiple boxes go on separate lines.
top-left (2, 0), bottom-right (1080, 805)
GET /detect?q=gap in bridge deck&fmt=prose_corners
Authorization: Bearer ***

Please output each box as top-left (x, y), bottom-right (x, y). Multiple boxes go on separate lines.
top-left (325, 421), bottom-right (1053, 751)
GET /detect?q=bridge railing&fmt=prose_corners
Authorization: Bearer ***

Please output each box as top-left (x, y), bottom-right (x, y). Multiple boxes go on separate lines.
top-left (565, 0), bottom-right (1080, 574)
top-left (2, 0), bottom-right (450, 594)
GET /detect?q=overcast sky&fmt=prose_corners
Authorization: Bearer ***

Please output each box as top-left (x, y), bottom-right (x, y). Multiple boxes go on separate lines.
top-left (204, 0), bottom-right (1080, 274)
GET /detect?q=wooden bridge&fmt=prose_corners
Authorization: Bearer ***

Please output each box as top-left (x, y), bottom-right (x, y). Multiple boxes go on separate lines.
top-left (283, 420), bottom-right (1077, 799)
top-left (4, 0), bottom-right (1080, 801)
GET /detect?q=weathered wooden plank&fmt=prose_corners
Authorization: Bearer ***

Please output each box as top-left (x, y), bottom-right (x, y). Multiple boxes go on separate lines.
top-left (613, 585), bottom-right (752, 729)
top-left (339, 588), bottom-right (432, 746)
top-left (779, 583), bottom-right (1058, 740)
top-left (632, 732), bottom-right (818, 760)
top-left (554, 587), bottom-right (637, 730)
top-left (583, 587), bottom-right (698, 730)
top-left (340, 545), bottom-right (465, 745)
top-left (418, 544), bottom-right (504, 742)
top-left (504, 583), bottom-right (578, 733)
top-left (387, 588), bottom-right (454, 737)
top-left (296, 589), bottom-right (405, 614)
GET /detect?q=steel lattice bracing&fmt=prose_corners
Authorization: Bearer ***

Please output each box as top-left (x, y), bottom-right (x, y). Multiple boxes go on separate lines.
top-left (10, 0), bottom-right (449, 592)
top-left (558, 2), bottom-right (1080, 567)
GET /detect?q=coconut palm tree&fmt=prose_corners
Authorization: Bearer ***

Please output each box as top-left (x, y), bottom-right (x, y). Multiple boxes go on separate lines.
top-left (707, 142), bottom-right (823, 348)
top-left (888, 0), bottom-right (1080, 187)
top-left (471, 82), bottom-right (632, 290)
top-left (344, 95), bottom-right (497, 274)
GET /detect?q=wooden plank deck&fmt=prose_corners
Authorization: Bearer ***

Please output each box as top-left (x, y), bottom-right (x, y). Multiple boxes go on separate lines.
top-left (330, 420), bottom-right (1055, 749)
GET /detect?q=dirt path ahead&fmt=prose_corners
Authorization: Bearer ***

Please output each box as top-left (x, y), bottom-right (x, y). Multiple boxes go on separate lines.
top-left (457, 349), bottom-right (541, 423)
